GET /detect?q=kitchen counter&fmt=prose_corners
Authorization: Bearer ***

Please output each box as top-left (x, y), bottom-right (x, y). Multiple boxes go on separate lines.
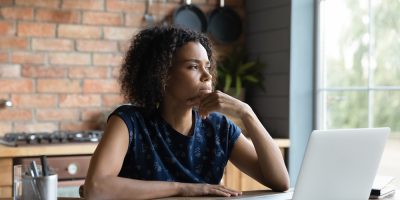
top-left (0, 143), bottom-right (97, 158)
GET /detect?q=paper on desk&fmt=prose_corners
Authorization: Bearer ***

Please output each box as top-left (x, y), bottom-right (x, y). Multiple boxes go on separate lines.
top-left (372, 175), bottom-right (395, 190)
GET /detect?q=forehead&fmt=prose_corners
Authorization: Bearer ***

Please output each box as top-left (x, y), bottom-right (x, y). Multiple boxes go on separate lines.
top-left (174, 42), bottom-right (209, 61)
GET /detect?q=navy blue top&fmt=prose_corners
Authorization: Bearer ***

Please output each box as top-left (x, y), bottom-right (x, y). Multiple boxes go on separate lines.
top-left (110, 105), bottom-right (241, 184)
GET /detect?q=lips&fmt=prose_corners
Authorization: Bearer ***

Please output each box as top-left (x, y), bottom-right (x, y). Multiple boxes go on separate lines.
top-left (199, 88), bottom-right (212, 94)
top-left (199, 86), bottom-right (212, 91)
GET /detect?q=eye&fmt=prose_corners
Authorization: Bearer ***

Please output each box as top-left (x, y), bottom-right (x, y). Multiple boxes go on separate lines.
top-left (189, 65), bottom-right (198, 70)
top-left (205, 66), bottom-right (211, 71)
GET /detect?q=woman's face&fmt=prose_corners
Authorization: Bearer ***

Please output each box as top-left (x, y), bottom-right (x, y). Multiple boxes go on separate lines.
top-left (165, 41), bottom-right (212, 106)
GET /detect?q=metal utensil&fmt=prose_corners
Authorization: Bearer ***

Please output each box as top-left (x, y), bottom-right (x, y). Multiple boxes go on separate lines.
top-left (40, 156), bottom-right (49, 177)
top-left (144, 0), bottom-right (155, 25)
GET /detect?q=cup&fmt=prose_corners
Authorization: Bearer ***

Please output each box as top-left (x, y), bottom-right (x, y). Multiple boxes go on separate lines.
top-left (13, 164), bottom-right (57, 200)
top-left (22, 174), bottom-right (58, 200)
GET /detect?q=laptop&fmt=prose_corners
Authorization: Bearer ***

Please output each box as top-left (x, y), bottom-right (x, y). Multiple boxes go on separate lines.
top-left (250, 127), bottom-right (390, 200)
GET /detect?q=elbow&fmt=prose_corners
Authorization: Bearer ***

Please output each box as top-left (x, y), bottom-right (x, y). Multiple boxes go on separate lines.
top-left (84, 178), bottom-right (104, 200)
top-left (270, 177), bottom-right (290, 192)
top-left (271, 181), bottom-right (290, 192)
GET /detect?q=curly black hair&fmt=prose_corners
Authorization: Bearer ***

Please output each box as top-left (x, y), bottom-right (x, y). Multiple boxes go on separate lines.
top-left (119, 25), bottom-right (217, 115)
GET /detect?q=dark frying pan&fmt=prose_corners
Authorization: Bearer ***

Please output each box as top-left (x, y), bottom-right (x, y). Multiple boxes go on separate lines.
top-left (208, 0), bottom-right (242, 43)
top-left (173, 0), bottom-right (207, 33)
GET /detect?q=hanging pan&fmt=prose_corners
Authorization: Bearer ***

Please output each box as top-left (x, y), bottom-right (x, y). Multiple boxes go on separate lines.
top-left (207, 0), bottom-right (242, 43)
top-left (173, 0), bottom-right (208, 33)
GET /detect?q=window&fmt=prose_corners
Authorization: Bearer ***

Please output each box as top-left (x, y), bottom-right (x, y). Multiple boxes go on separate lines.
top-left (316, 0), bottom-right (400, 134)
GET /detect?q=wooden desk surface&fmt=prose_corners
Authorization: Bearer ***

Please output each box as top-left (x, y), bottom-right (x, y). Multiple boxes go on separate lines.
top-left (0, 189), bottom-right (398, 199)
top-left (54, 189), bottom-right (400, 200)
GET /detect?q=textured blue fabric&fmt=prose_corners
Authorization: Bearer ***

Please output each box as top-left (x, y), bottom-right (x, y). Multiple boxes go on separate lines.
top-left (110, 105), bottom-right (241, 184)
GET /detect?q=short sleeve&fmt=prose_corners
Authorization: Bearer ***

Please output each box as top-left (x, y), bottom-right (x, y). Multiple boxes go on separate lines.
top-left (223, 116), bottom-right (241, 159)
top-left (108, 105), bottom-right (135, 145)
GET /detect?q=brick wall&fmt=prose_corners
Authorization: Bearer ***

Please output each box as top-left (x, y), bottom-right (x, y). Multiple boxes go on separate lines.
top-left (0, 0), bottom-right (245, 135)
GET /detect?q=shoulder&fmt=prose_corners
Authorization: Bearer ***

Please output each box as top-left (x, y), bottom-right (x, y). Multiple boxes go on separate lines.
top-left (109, 105), bottom-right (144, 119)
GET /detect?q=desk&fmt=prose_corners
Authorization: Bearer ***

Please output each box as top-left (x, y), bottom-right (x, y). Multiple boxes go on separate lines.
top-left (0, 189), bottom-right (398, 200)
top-left (55, 189), bottom-right (398, 200)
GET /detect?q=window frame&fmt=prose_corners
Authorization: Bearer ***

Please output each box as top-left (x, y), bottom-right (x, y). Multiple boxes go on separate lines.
top-left (315, 0), bottom-right (400, 130)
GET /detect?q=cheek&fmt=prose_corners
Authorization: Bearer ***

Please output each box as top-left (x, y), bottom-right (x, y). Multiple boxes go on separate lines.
top-left (166, 74), bottom-right (197, 95)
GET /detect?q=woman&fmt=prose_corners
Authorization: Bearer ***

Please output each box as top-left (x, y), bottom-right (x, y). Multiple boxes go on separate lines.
top-left (84, 26), bottom-right (289, 199)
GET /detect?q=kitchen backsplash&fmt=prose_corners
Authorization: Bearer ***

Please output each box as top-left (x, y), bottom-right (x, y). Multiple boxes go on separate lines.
top-left (0, 0), bottom-right (245, 135)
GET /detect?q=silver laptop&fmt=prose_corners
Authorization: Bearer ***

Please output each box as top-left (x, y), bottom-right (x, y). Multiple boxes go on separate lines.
top-left (249, 127), bottom-right (390, 200)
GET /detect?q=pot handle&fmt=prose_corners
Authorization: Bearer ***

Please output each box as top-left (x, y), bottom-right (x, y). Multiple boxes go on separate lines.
top-left (186, 0), bottom-right (191, 5)
top-left (220, 0), bottom-right (224, 7)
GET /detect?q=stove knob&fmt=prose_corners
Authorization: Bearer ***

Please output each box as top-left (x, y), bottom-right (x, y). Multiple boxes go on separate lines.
top-left (67, 163), bottom-right (78, 175)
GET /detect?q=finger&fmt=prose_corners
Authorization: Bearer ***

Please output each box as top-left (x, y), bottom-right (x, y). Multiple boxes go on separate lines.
top-left (208, 188), bottom-right (232, 197)
top-left (199, 91), bottom-right (221, 108)
top-left (218, 186), bottom-right (242, 196)
top-left (198, 100), bottom-right (222, 117)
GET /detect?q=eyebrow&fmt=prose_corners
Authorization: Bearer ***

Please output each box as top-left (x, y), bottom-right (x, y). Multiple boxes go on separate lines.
top-left (182, 59), bottom-right (210, 65)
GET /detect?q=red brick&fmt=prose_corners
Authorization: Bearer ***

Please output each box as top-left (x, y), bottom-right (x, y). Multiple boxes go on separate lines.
top-left (0, 0), bottom-right (13, 6)
top-left (36, 9), bottom-right (81, 24)
top-left (58, 24), bottom-right (101, 39)
top-left (0, 122), bottom-right (12, 137)
top-left (68, 66), bottom-right (108, 78)
top-left (83, 79), bottom-right (119, 93)
top-left (0, 37), bottom-right (28, 50)
top-left (0, 79), bottom-right (33, 93)
top-left (83, 12), bottom-right (122, 26)
top-left (18, 22), bottom-right (56, 37)
top-left (118, 41), bottom-right (130, 53)
top-left (102, 94), bottom-right (124, 107)
top-left (37, 108), bottom-right (79, 121)
top-left (12, 94), bottom-right (57, 108)
top-left (104, 27), bottom-right (136, 40)
top-left (77, 40), bottom-right (118, 52)
top-left (16, 0), bottom-right (60, 8)
top-left (125, 14), bottom-right (144, 27)
top-left (148, 2), bottom-right (178, 17)
top-left (59, 94), bottom-right (101, 107)
top-left (32, 38), bottom-right (74, 51)
top-left (0, 64), bottom-right (21, 78)
top-left (81, 109), bottom-right (109, 121)
top-left (0, 109), bottom-right (32, 121)
top-left (22, 65), bottom-right (66, 78)
top-left (106, 0), bottom-right (144, 13)
top-left (62, 0), bottom-right (104, 11)
top-left (0, 7), bottom-right (34, 20)
top-left (0, 20), bottom-right (15, 35)
top-left (12, 52), bottom-right (46, 64)
top-left (14, 122), bottom-right (58, 132)
top-left (49, 53), bottom-right (91, 65)
top-left (93, 53), bottom-right (122, 66)
top-left (60, 121), bottom-right (102, 131)
top-left (0, 51), bottom-right (8, 62)
top-left (37, 79), bottom-right (81, 93)
top-left (111, 66), bottom-right (120, 78)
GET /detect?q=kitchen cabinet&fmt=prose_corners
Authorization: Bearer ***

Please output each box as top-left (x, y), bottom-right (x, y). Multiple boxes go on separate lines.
top-left (0, 144), bottom-right (97, 198)
top-left (222, 139), bottom-right (290, 191)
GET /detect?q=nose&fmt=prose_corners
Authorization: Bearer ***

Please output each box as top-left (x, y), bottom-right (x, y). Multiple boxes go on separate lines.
top-left (200, 67), bottom-right (212, 82)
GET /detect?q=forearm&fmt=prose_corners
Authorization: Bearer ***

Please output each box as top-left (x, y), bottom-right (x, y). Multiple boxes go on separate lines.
top-left (85, 176), bottom-right (181, 200)
top-left (239, 104), bottom-right (290, 191)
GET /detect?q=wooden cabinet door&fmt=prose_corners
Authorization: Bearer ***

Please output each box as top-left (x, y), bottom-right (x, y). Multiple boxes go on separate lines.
top-left (0, 158), bottom-right (12, 198)
top-left (223, 161), bottom-right (268, 191)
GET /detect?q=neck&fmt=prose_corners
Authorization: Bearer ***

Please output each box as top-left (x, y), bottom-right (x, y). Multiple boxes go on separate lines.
top-left (160, 100), bottom-right (194, 136)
